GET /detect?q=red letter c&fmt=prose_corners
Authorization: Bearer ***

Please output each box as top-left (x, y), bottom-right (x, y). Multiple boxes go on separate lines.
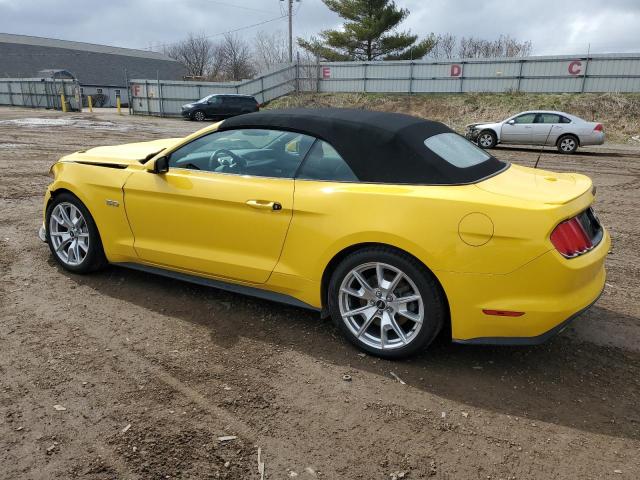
top-left (568, 61), bottom-right (582, 75)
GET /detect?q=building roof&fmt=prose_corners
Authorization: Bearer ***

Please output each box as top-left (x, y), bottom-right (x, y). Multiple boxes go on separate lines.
top-left (220, 108), bottom-right (507, 185)
top-left (0, 33), bottom-right (185, 86)
top-left (0, 33), bottom-right (173, 60)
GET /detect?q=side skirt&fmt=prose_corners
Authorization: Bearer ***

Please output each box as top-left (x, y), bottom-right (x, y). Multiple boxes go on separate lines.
top-left (114, 262), bottom-right (320, 312)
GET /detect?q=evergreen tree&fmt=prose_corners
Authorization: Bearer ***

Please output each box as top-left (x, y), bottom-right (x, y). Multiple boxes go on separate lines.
top-left (298, 0), bottom-right (435, 61)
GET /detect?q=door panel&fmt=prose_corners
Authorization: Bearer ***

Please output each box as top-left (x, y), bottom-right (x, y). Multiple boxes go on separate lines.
top-left (531, 123), bottom-right (563, 144)
top-left (220, 98), bottom-right (235, 117)
top-left (123, 169), bottom-right (294, 284)
top-left (500, 113), bottom-right (536, 144)
top-left (205, 97), bottom-right (222, 117)
top-left (532, 113), bottom-right (564, 145)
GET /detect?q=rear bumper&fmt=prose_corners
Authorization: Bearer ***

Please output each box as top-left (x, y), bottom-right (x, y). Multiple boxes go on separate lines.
top-left (580, 132), bottom-right (605, 146)
top-left (441, 229), bottom-right (610, 344)
top-left (453, 287), bottom-right (603, 345)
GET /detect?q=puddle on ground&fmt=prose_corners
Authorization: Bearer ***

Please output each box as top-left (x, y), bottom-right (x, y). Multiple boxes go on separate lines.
top-left (0, 117), bottom-right (132, 131)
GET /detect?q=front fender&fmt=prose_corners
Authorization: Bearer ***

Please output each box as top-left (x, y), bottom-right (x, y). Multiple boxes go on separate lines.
top-left (476, 123), bottom-right (503, 142)
top-left (45, 162), bottom-right (137, 262)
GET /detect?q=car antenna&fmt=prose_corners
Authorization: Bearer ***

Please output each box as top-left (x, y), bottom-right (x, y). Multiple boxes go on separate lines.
top-left (534, 124), bottom-right (554, 169)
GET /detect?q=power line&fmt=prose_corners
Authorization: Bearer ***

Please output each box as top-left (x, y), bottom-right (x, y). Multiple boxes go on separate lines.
top-left (145, 14), bottom-right (288, 51)
top-left (204, 1), bottom-right (277, 15)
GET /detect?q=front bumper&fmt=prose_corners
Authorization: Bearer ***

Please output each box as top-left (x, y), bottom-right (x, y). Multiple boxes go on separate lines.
top-left (465, 129), bottom-right (480, 141)
top-left (38, 224), bottom-right (47, 242)
top-left (181, 109), bottom-right (193, 119)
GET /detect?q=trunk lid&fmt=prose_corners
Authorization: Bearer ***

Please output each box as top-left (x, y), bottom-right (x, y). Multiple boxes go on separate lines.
top-left (475, 164), bottom-right (592, 205)
top-left (63, 138), bottom-right (182, 166)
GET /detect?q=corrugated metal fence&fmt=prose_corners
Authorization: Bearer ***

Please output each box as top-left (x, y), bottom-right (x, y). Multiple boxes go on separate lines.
top-left (129, 64), bottom-right (304, 117)
top-left (129, 53), bottom-right (640, 117)
top-left (0, 78), bottom-right (81, 110)
top-left (2, 54), bottom-right (638, 116)
top-left (310, 54), bottom-right (640, 94)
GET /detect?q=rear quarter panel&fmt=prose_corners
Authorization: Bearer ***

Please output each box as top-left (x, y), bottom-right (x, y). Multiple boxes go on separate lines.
top-left (271, 178), bottom-right (594, 307)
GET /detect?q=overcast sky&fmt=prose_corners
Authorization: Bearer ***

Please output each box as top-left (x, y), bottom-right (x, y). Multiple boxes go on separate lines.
top-left (0, 0), bottom-right (639, 55)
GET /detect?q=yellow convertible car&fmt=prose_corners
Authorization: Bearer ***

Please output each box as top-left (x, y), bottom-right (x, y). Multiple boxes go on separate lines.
top-left (39, 109), bottom-right (609, 357)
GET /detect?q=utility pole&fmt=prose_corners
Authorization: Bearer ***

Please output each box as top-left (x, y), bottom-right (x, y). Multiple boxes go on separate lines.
top-left (282, 0), bottom-right (299, 63)
top-left (288, 0), bottom-right (293, 63)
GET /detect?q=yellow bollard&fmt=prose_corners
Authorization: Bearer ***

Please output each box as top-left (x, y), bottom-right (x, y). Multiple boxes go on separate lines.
top-left (60, 93), bottom-right (67, 113)
top-left (88, 95), bottom-right (93, 113)
top-left (116, 96), bottom-right (122, 115)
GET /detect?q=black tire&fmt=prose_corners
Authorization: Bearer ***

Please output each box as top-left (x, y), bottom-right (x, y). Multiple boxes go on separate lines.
top-left (476, 130), bottom-right (497, 149)
top-left (327, 246), bottom-right (446, 359)
top-left (45, 192), bottom-right (107, 274)
top-left (192, 110), bottom-right (206, 121)
top-left (557, 134), bottom-right (579, 154)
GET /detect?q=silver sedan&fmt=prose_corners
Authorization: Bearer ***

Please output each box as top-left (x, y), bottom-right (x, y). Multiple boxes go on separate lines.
top-left (465, 110), bottom-right (605, 153)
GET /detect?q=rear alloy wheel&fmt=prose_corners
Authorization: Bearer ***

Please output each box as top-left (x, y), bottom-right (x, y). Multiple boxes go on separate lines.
top-left (477, 130), bottom-right (497, 149)
top-left (329, 247), bottom-right (445, 358)
top-left (557, 135), bottom-right (578, 154)
top-left (192, 110), bottom-right (206, 121)
top-left (46, 193), bottom-right (106, 274)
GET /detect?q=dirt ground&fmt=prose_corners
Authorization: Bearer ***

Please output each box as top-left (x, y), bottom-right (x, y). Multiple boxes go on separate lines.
top-left (1, 106), bottom-right (639, 480)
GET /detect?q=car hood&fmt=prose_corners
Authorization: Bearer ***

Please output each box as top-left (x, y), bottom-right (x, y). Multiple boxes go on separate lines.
top-left (466, 121), bottom-right (500, 129)
top-left (475, 164), bottom-right (592, 205)
top-left (61, 138), bottom-right (182, 167)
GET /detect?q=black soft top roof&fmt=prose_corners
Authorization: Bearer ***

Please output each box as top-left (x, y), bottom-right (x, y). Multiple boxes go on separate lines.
top-left (219, 108), bottom-right (506, 185)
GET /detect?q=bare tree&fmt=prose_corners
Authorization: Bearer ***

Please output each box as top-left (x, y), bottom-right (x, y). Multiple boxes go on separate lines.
top-left (165, 33), bottom-right (216, 78)
top-left (458, 35), bottom-right (532, 59)
top-left (430, 33), bottom-right (457, 59)
top-left (220, 33), bottom-right (256, 81)
top-left (207, 42), bottom-right (226, 81)
top-left (253, 30), bottom-right (289, 73)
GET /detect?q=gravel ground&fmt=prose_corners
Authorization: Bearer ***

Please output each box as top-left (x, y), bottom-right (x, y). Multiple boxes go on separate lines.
top-left (1, 107), bottom-right (639, 480)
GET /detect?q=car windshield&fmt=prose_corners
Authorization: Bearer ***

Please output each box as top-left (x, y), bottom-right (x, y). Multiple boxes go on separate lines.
top-left (196, 95), bottom-right (213, 103)
top-left (424, 133), bottom-right (491, 168)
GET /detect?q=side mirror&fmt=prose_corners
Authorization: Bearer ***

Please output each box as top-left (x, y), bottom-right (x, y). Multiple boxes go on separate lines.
top-left (153, 156), bottom-right (169, 174)
top-left (507, 119), bottom-right (516, 125)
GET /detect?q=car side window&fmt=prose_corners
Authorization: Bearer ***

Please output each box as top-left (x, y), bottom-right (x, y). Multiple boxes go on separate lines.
top-left (513, 113), bottom-right (536, 124)
top-left (535, 113), bottom-right (561, 124)
top-left (559, 116), bottom-right (571, 124)
top-left (296, 140), bottom-right (358, 182)
top-left (168, 128), bottom-right (314, 178)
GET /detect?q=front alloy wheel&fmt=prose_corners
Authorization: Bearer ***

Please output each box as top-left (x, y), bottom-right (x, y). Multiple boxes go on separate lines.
top-left (477, 131), bottom-right (497, 149)
top-left (192, 110), bottom-right (206, 121)
top-left (329, 247), bottom-right (445, 358)
top-left (49, 202), bottom-right (90, 266)
top-left (45, 192), bottom-right (107, 273)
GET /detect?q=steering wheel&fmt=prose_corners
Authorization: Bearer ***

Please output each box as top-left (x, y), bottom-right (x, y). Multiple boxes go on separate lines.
top-left (208, 149), bottom-right (246, 173)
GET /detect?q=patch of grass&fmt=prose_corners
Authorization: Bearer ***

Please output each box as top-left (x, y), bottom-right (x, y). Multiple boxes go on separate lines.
top-left (268, 92), bottom-right (640, 143)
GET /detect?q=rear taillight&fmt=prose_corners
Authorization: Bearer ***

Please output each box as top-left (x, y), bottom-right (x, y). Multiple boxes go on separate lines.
top-left (594, 124), bottom-right (603, 132)
top-left (550, 217), bottom-right (593, 258)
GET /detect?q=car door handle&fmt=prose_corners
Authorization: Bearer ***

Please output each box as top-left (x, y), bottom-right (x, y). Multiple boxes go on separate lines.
top-left (246, 200), bottom-right (282, 211)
